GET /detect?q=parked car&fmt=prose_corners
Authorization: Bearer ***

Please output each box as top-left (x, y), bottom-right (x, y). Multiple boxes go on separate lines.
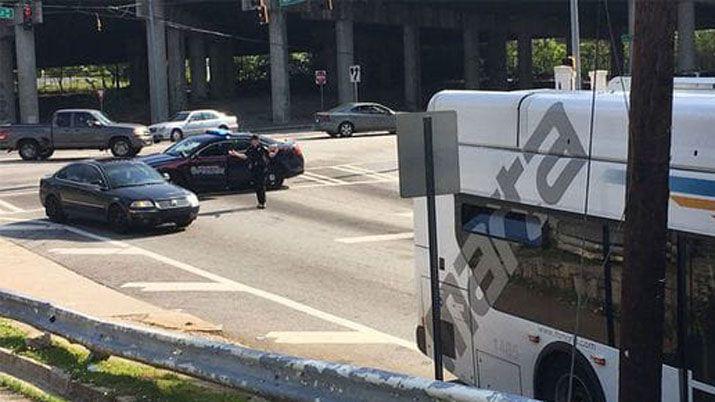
top-left (139, 130), bottom-right (304, 191)
top-left (314, 103), bottom-right (397, 137)
top-left (0, 109), bottom-right (152, 160)
top-left (149, 110), bottom-right (239, 142)
top-left (40, 159), bottom-right (200, 233)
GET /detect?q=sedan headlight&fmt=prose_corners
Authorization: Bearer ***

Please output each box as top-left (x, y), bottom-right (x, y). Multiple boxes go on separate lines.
top-left (130, 200), bottom-right (155, 209)
top-left (186, 193), bottom-right (199, 207)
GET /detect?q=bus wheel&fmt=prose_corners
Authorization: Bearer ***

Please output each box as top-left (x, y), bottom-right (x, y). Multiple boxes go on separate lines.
top-left (535, 353), bottom-right (605, 402)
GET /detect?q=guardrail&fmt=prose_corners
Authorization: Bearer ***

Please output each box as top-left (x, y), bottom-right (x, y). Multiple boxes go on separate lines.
top-left (0, 289), bottom-right (536, 402)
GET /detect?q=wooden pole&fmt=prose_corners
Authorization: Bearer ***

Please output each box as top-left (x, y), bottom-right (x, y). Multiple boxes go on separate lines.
top-left (619, 1), bottom-right (676, 401)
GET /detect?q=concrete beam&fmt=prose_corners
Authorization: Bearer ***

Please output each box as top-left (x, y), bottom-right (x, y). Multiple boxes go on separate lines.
top-left (145, 0), bottom-right (169, 123)
top-left (188, 34), bottom-right (208, 101)
top-left (270, 0), bottom-right (290, 123)
top-left (336, 19), bottom-right (354, 104)
top-left (403, 24), bottom-right (421, 111)
top-left (678, 0), bottom-right (696, 73)
top-left (0, 26), bottom-right (16, 124)
top-left (167, 27), bottom-right (187, 114)
top-left (463, 20), bottom-right (480, 90)
top-left (517, 31), bottom-right (533, 89)
top-left (14, 24), bottom-right (39, 124)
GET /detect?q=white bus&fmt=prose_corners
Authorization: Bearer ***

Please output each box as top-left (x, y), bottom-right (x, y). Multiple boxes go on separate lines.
top-left (413, 89), bottom-right (715, 402)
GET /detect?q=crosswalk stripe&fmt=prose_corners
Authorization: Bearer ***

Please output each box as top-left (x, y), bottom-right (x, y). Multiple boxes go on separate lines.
top-left (303, 171), bottom-right (347, 185)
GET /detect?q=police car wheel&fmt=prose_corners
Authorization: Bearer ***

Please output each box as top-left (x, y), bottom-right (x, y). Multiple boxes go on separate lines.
top-left (338, 122), bottom-right (354, 137)
top-left (267, 173), bottom-right (284, 189)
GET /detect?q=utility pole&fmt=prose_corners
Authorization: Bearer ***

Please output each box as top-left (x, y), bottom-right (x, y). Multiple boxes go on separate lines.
top-left (619, 1), bottom-right (676, 401)
top-left (568, 0), bottom-right (581, 88)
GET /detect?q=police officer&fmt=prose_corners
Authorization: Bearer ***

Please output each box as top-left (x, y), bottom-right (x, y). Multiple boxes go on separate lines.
top-left (229, 134), bottom-right (277, 209)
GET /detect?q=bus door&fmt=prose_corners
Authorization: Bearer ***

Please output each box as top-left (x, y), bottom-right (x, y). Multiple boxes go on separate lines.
top-left (685, 235), bottom-right (715, 401)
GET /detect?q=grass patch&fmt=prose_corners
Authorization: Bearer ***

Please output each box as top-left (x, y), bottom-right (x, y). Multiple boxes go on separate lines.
top-left (0, 374), bottom-right (66, 402)
top-left (0, 320), bottom-right (252, 402)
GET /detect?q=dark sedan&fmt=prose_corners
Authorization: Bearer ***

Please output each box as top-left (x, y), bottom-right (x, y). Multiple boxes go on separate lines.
top-left (139, 131), bottom-right (304, 192)
top-left (40, 160), bottom-right (200, 233)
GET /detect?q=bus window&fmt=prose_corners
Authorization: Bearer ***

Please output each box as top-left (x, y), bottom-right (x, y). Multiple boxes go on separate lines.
top-left (608, 226), bottom-right (679, 365)
top-left (491, 212), bottom-right (611, 344)
top-left (461, 204), bottom-right (544, 247)
top-left (686, 235), bottom-right (715, 400)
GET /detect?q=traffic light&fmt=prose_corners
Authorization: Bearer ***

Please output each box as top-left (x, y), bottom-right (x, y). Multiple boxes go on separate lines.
top-left (22, 1), bottom-right (33, 30)
top-left (257, 0), bottom-right (269, 24)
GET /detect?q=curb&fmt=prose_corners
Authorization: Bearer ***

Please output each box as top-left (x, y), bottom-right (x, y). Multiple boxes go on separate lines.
top-left (0, 347), bottom-right (115, 402)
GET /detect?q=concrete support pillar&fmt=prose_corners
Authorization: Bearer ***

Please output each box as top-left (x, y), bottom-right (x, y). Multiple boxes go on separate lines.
top-left (0, 26), bottom-right (16, 124)
top-left (188, 34), bottom-right (208, 101)
top-left (167, 27), bottom-right (187, 114)
top-left (145, 0), bottom-right (169, 123)
top-left (128, 39), bottom-right (148, 100)
top-left (209, 40), bottom-right (224, 99)
top-left (627, 0), bottom-right (635, 74)
top-left (221, 41), bottom-right (235, 97)
top-left (677, 0), bottom-right (696, 73)
top-left (14, 24), bottom-right (39, 124)
top-left (269, 0), bottom-right (290, 123)
top-left (336, 19), bottom-right (354, 105)
top-left (486, 25), bottom-right (508, 90)
top-left (403, 24), bottom-right (421, 111)
top-left (463, 22), bottom-right (480, 90)
top-left (517, 32), bottom-right (533, 89)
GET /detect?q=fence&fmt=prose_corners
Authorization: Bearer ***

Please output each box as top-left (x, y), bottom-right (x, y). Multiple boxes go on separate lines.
top-left (0, 289), bottom-right (536, 402)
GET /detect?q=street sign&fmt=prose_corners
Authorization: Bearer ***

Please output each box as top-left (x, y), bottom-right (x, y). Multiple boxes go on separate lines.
top-left (349, 65), bottom-right (361, 83)
top-left (0, 7), bottom-right (14, 20)
top-left (315, 70), bottom-right (327, 86)
top-left (396, 111), bottom-right (460, 198)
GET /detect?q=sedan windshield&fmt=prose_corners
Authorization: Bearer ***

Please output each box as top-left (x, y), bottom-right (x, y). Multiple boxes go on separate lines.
top-left (104, 163), bottom-right (165, 188)
top-left (170, 112), bottom-right (190, 122)
top-left (165, 137), bottom-right (205, 157)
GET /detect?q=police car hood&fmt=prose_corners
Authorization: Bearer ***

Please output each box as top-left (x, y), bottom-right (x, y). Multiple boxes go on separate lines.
top-left (110, 182), bottom-right (189, 200)
top-left (138, 153), bottom-right (182, 167)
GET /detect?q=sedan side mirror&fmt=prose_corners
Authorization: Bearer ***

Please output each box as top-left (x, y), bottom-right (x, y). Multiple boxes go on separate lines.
top-left (91, 121), bottom-right (103, 128)
top-left (162, 172), bottom-right (171, 181)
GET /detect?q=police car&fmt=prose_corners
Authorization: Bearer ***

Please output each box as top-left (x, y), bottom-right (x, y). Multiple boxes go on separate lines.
top-left (139, 130), bottom-right (304, 192)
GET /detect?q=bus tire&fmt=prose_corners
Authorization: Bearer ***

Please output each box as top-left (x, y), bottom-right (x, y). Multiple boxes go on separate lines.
top-left (534, 347), bottom-right (605, 402)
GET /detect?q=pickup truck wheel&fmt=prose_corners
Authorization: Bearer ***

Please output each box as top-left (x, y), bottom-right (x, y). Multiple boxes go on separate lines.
top-left (110, 138), bottom-right (133, 158)
top-left (170, 129), bottom-right (184, 142)
top-left (38, 148), bottom-right (54, 160)
top-left (18, 140), bottom-right (40, 161)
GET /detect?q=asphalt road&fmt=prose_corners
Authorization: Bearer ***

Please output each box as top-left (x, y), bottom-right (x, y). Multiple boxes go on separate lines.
top-left (0, 130), bottom-right (434, 377)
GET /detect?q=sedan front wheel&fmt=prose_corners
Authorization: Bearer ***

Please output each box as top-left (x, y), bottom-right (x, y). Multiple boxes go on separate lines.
top-left (338, 122), bottom-right (354, 137)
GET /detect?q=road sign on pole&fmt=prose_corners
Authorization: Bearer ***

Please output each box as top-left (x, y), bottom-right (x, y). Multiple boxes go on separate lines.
top-left (349, 65), bottom-right (360, 102)
top-left (315, 70), bottom-right (327, 111)
top-left (0, 7), bottom-right (14, 20)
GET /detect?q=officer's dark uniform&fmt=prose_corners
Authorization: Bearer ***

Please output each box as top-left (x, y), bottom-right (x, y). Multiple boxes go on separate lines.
top-left (245, 143), bottom-right (270, 206)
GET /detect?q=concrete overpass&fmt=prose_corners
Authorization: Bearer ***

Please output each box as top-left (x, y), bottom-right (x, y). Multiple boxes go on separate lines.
top-left (0, 0), bottom-right (712, 125)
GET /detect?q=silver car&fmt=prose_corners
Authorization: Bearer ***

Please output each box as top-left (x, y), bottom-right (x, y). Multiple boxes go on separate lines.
top-left (315, 103), bottom-right (397, 137)
top-left (149, 110), bottom-right (239, 142)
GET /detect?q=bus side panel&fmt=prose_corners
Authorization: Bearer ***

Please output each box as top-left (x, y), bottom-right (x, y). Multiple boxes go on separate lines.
top-left (587, 160), bottom-right (715, 238)
top-left (459, 146), bottom-right (587, 215)
top-left (419, 277), bottom-right (477, 385)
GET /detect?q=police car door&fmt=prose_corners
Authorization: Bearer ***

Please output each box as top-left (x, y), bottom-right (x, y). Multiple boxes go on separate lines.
top-left (188, 142), bottom-right (229, 191)
top-left (226, 138), bottom-right (251, 188)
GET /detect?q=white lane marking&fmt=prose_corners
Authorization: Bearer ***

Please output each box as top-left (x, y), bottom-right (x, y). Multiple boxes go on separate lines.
top-left (0, 217), bottom-right (23, 222)
top-left (122, 282), bottom-right (237, 292)
top-left (299, 172), bottom-right (333, 185)
top-left (0, 199), bottom-right (24, 213)
top-left (0, 190), bottom-right (38, 197)
top-left (264, 331), bottom-right (400, 345)
top-left (335, 232), bottom-right (414, 244)
top-left (292, 179), bottom-right (397, 190)
top-left (303, 171), bottom-right (347, 185)
top-left (0, 223), bottom-right (61, 231)
top-left (35, 223), bottom-right (415, 350)
top-left (334, 165), bottom-right (394, 181)
top-left (49, 247), bottom-right (144, 255)
top-left (395, 211), bottom-right (413, 218)
top-left (0, 208), bottom-right (44, 216)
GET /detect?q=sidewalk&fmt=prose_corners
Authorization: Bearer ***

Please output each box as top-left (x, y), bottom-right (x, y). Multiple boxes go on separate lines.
top-left (0, 237), bottom-right (221, 333)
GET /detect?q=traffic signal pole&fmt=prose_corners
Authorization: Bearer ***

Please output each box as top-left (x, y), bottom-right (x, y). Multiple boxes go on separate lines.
top-left (619, 1), bottom-right (676, 401)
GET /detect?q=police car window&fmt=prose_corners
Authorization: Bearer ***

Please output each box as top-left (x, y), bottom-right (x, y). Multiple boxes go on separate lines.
top-left (198, 142), bottom-right (229, 157)
top-left (55, 113), bottom-right (72, 128)
top-left (230, 139), bottom-right (250, 151)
